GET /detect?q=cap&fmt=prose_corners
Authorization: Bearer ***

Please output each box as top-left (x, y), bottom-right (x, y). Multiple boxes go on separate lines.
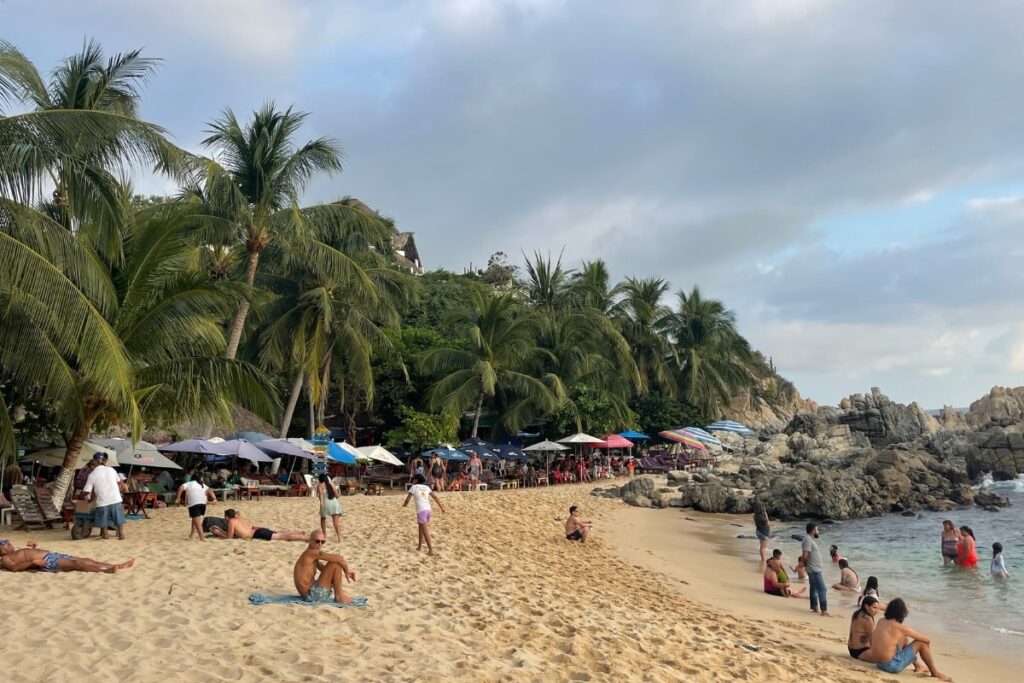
top-left (93, 452), bottom-right (108, 460)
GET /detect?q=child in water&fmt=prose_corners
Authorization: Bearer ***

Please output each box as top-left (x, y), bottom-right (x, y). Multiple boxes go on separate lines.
top-left (992, 542), bottom-right (1009, 579)
top-left (830, 544), bottom-right (842, 563)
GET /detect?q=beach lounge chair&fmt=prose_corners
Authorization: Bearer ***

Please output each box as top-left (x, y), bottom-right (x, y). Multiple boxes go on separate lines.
top-left (363, 466), bottom-right (403, 489)
top-left (34, 485), bottom-right (70, 528)
top-left (9, 485), bottom-right (55, 530)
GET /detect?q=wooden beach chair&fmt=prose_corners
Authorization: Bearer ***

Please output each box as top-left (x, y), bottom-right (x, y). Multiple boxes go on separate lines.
top-left (9, 485), bottom-right (54, 531)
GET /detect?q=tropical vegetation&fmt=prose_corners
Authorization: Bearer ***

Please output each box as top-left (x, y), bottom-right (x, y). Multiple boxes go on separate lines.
top-left (0, 40), bottom-right (784, 479)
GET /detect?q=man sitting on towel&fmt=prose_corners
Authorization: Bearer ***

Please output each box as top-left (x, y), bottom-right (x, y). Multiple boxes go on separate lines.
top-left (0, 539), bottom-right (134, 573)
top-left (210, 508), bottom-right (307, 541)
top-left (293, 530), bottom-right (357, 603)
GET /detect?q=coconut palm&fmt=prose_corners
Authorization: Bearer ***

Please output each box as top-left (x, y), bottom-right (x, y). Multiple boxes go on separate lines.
top-left (197, 104), bottom-right (391, 359)
top-left (611, 276), bottom-right (677, 396)
top-left (0, 197), bottom-right (278, 501)
top-left (667, 286), bottom-right (755, 419)
top-left (422, 291), bottom-right (563, 437)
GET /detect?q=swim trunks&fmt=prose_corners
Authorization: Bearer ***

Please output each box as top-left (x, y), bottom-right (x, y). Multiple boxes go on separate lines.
top-left (252, 527), bottom-right (274, 541)
top-left (188, 504), bottom-right (206, 519)
top-left (42, 552), bottom-right (70, 572)
top-left (566, 529), bottom-right (583, 541)
top-left (416, 510), bottom-right (431, 525)
top-left (848, 646), bottom-right (869, 659)
top-left (876, 644), bottom-right (916, 673)
top-left (305, 584), bottom-right (333, 603)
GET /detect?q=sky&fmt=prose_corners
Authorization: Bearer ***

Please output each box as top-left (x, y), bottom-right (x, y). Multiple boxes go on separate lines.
top-left (5, 0), bottom-right (1024, 408)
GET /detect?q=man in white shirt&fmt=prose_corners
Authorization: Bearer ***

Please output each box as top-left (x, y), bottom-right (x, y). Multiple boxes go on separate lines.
top-left (82, 452), bottom-right (125, 540)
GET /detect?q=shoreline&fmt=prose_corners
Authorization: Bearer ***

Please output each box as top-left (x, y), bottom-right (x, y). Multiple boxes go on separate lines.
top-left (602, 499), bottom-right (1020, 682)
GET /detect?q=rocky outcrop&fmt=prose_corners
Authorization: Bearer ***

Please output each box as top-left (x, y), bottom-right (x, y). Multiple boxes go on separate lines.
top-left (835, 388), bottom-right (940, 445)
top-left (965, 428), bottom-right (1024, 480)
top-left (966, 386), bottom-right (1024, 429)
top-left (726, 376), bottom-right (818, 434)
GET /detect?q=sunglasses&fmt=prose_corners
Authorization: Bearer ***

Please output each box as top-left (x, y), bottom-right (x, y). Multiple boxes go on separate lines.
top-left (313, 540), bottom-right (326, 545)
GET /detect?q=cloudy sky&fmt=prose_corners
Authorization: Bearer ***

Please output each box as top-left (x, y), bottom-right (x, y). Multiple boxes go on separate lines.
top-left (7, 0), bottom-right (1024, 407)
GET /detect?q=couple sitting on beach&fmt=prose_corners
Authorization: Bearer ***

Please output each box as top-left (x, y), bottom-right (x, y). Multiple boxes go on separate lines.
top-left (763, 549), bottom-right (806, 598)
top-left (847, 596), bottom-right (952, 681)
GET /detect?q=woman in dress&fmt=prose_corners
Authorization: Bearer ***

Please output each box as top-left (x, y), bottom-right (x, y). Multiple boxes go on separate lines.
top-left (940, 520), bottom-right (959, 566)
top-left (317, 474), bottom-right (344, 542)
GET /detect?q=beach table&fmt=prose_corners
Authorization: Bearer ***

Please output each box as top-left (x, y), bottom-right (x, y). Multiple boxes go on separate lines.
top-left (123, 492), bottom-right (156, 518)
top-left (214, 488), bottom-right (239, 502)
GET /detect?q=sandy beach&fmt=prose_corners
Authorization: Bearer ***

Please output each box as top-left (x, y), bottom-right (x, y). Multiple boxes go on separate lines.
top-left (0, 480), bottom-right (1006, 682)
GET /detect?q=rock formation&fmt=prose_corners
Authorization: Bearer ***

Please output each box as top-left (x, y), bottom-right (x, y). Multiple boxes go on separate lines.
top-left (966, 386), bottom-right (1024, 429)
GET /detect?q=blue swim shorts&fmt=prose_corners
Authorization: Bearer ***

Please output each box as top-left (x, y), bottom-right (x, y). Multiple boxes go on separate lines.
top-left (876, 644), bottom-right (916, 674)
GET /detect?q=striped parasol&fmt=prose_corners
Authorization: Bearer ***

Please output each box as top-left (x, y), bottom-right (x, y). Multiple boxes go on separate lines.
top-left (705, 420), bottom-right (755, 436)
top-left (679, 427), bottom-right (722, 447)
top-left (658, 430), bottom-right (708, 450)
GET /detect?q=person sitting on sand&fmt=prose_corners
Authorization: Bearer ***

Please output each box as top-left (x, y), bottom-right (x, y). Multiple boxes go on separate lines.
top-left (565, 505), bottom-right (592, 542)
top-left (210, 509), bottom-right (307, 541)
top-left (0, 539), bottom-right (134, 573)
top-left (847, 595), bottom-right (881, 660)
top-left (833, 558), bottom-right (861, 592)
top-left (293, 530), bottom-right (357, 604)
top-left (862, 598), bottom-right (952, 681)
top-left (763, 556), bottom-right (806, 598)
top-left (858, 575), bottom-right (887, 609)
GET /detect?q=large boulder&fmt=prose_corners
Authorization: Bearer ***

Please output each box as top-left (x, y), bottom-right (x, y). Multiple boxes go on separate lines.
top-left (666, 470), bottom-right (691, 485)
top-left (963, 427), bottom-right (1024, 479)
top-left (975, 490), bottom-right (1012, 509)
top-left (835, 388), bottom-right (940, 446)
top-left (966, 386), bottom-right (1024, 429)
top-left (677, 481), bottom-right (730, 512)
top-left (620, 477), bottom-right (657, 507)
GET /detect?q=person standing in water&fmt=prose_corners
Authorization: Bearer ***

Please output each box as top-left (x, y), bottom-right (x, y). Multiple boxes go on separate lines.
top-left (956, 526), bottom-right (978, 568)
top-left (940, 520), bottom-right (959, 566)
top-left (753, 502), bottom-right (771, 567)
top-left (991, 542), bottom-right (1009, 578)
top-left (316, 474), bottom-right (344, 542)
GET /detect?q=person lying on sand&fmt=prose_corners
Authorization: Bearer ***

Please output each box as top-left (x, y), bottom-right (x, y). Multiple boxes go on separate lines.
top-left (861, 598), bottom-right (952, 681)
top-left (565, 505), bottom-right (592, 542)
top-left (0, 539), bottom-right (134, 573)
top-left (293, 530), bottom-right (356, 603)
top-left (210, 509), bottom-right (307, 541)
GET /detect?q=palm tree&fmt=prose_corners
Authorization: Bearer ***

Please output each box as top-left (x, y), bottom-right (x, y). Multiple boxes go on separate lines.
top-left (611, 276), bottom-right (677, 395)
top-left (198, 104), bottom-right (389, 359)
top-left (0, 196), bottom-right (278, 501)
top-left (421, 291), bottom-right (563, 437)
top-left (667, 286), bottom-right (755, 419)
top-left (0, 39), bottom-right (181, 244)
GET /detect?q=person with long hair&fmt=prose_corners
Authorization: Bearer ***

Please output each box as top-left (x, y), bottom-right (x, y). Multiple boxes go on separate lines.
top-left (753, 502), bottom-right (771, 567)
top-left (858, 575), bottom-right (887, 609)
top-left (317, 474), bottom-right (344, 542)
top-left (833, 558), bottom-right (861, 592)
top-left (940, 520), bottom-right (959, 566)
top-left (956, 525), bottom-right (978, 568)
top-left (847, 595), bottom-right (881, 660)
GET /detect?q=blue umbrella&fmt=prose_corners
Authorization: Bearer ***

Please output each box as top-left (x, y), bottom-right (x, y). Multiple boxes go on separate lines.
top-left (705, 420), bottom-right (754, 436)
top-left (679, 427), bottom-right (722, 447)
top-left (491, 443), bottom-right (526, 461)
top-left (617, 430), bottom-right (650, 441)
top-left (424, 447), bottom-right (469, 462)
top-left (327, 441), bottom-right (358, 464)
top-left (459, 438), bottom-right (500, 459)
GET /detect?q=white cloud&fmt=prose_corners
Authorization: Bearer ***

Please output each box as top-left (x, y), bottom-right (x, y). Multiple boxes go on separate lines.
top-left (966, 195), bottom-right (1024, 210)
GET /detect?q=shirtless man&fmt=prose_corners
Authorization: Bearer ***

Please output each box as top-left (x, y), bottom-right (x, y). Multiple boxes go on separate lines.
top-left (293, 530), bottom-right (356, 603)
top-left (0, 539), bottom-right (134, 573)
top-left (862, 598), bottom-right (952, 681)
top-left (210, 508), bottom-right (307, 541)
top-left (565, 505), bottom-right (592, 542)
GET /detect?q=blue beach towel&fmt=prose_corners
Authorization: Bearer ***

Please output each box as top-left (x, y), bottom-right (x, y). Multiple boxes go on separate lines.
top-left (248, 593), bottom-right (368, 607)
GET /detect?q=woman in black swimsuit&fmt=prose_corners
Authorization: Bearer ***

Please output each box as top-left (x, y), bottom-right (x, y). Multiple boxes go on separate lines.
top-left (847, 595), bottom-right (880, 660)
top-left (429, 456), bottom-right (446, 492)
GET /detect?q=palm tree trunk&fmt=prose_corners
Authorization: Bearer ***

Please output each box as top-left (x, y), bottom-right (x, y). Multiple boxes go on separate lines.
top-left (316, 356), bottom-right (332, 426)
top-left (49, 418), bottom-right (92, 508)
top-left (279, 371), bottom-right (304, 438)
top-left (225, 249), bottom-right (261, 359)
top-left (471, 392), bottom-right (485, 438)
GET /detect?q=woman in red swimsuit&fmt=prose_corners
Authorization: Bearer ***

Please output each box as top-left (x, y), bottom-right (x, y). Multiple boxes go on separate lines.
top-left (955, 525), bottom-right (978, 568)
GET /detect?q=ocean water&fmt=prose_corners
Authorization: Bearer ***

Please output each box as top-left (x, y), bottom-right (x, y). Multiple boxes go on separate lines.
top-left (764, 476), bottom-right (1024, 657)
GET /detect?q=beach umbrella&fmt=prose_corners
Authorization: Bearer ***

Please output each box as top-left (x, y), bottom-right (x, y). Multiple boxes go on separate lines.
top-left (524, 439), bottom-right (570, 480)
top-left (24, 442), bottom-right (116, 470)
top-left (424, 447), bottom-right (469, 462)
top-left (705, 420), bottom-right (754, 436)
top-left (92, 438), bottom-right (183, 469)
top-left (658, 430), bottom-right (708, 451)
top-left (590, 434), bottom-right (634, 449)
top-left (257, 438), bottom-right (316, 459)
top-left (326, 441), bottom-right (359, 465)
top-left (617, 430), bottom-right (650, 441)
top-left (678, 427), bottom-right (722, 447)
top-left (491, 443), bottom-right (526, 461)
top-left (213, 438), bottom-right (273, 463)
top-left (226, 431), bottom-right (271, 442)
top-left (160, 438), bottom-right (228, 454)
top-left (459, 437), bottom-right (500, 459)
top-left (557, 432), bottom-right (604, 445)
top-left (356, 445), bottom-right (404, 467)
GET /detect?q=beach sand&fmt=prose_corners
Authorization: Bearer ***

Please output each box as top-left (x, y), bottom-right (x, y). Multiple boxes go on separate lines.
top-left (0, 480), bottom-right (1002, 682)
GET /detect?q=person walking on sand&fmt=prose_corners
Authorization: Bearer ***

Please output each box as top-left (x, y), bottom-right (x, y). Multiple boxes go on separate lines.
top-left (293, 530), bottom-right (357, 603)
top-left (0, 539), bottom-right (134, 573)
top-left (940, 520), bottom-right (959, 566)
top-left (801, 522), bottom-right (829, 616)
top-left (565, 505), bottom-right (592, 542)
top-left (862, 598), bottom-right (952, 681)
top-left (176, 473), bottom-right (216, 541)
top-left (316, 474), bottom-right (344, 542)
top-left (429, 453), bottom-right (446, 491)
top-left (82, 452), bottom-right (125, 540)
top-left (468, 452), bottom-right (483, 491)
top-left (403, 474), bottom-right (445, 555)
top-left (753, 502), bottom-right (771, 567)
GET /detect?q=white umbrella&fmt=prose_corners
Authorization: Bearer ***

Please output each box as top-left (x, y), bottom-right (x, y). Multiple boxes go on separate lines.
top-left (557, 432), bottom-right (604, 444)
top-left (357, 445), bottom-right (403, 467)
top-left (160, 438), bottom-right (226, 454)
top-left (92, 438), bottom-right (183, 469)
top-left (24, 442), bottom-right (116, 470)
top-left (524, 439), bottom-right (570, 481)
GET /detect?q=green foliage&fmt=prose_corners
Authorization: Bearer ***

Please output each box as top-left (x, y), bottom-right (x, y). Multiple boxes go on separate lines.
top-left (383, 406), bottom-right (457, 451)
top-left (549, 384), bottom-right (637, 436)
top-left (400, 269), bottom-right (483, 329)
top-left (631, 395), bottom-right (705, 436)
